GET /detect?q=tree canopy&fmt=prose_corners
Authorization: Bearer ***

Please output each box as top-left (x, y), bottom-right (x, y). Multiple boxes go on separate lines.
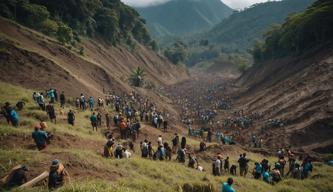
top-left (0, 0), bottom-right (152, 46)
top-left (252, 0), bottom-right (333, 62)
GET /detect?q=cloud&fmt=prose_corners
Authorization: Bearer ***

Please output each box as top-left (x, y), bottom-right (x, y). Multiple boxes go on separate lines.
top-left (222, 0), bottom-right (271, 9)
top-left (121, 0), bottom-right (172, 7)
top-left (121, 0), bottom-right (271, 9)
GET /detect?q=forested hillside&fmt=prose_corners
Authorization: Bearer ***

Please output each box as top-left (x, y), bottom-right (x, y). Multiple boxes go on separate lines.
top-left (0, 0), bottom-right (153, 47)
top-left (235, 0), bottom-right (333, 152)
top-left (137, 0), bottom-right (233, 37)
top-left (208, 0), bottom-right (316, 51)
top-left (252, 0), bottom-right (333, 62)
top-left (182, 0), bottom-right (316, 72)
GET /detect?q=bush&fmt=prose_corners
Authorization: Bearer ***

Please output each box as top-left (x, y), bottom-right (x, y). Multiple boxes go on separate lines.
top-left (164, 41), bottom-right (188, 65)
top-left (40, 19), bottom-right (58, 36)
top-left (57, 23), bottom-right (74, 44)
top-left (79, 47), bottom-right (85, 55)
top-left (150, 40), bottom-right (158, 51)
top-left (238, 62), bottom-right (250, 73)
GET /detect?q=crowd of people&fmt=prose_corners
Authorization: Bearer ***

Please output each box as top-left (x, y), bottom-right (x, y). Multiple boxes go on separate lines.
top-left (0, 85), bottom-right (314, 192)
top-left (210, 149), bottom-right (313, 186)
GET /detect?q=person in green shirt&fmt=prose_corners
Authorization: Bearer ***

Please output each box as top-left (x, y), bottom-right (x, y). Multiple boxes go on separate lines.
top-left (263, 171), bottom-right (270, 184)
top-left (90, 112), bottom-right (98, 131)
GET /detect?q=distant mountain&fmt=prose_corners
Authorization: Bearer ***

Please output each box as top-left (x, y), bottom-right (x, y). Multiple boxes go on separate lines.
top-left (137, 0), bottom-right (234, 37)
top-left (207, 0), bottom-right (316, 51)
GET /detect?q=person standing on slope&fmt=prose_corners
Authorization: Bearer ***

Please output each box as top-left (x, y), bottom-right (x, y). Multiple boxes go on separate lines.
top-left (238, 153), bottom-right (249, 177)
top-left (37, 93), bottom-right (46, 110)
top-left (2, 102), bottom-right (12, 124)
top-left (9, 108), bottom-right (19, 127)
top-left (47, 89), bottom-right (55, 103)
top-left (222, 178), bottom-right (236, 192)
top-left (79, 93), bottom-right (86, 110)
top-left (172, 133), bottom-right (179, 153)
top-left (181, 136), bottom-right (187, 149)
top-left (46, 102), bottom-right (56, 124)
top-left (32, 125), bottom-right (48, 150)
top-left (105, 113), bottom-right (111, 129)
top-left (88, 96), bottom-right (94, 111)
top-left (67, 110), bottom-right (75, 126)
top-left (60, 91), bottom-right (65, 109)
top-left (90, 112), bottom-right (98, 131)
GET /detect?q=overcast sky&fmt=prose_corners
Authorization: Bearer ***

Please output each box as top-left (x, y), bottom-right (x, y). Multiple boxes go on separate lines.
top-left (121, 0), bottom-right (271, 9)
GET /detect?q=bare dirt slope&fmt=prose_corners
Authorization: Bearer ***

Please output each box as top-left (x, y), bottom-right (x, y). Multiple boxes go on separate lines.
top-left (234, 47), bottom-right (333, 153)
top-left (0, 17), bottom-right (189, 98)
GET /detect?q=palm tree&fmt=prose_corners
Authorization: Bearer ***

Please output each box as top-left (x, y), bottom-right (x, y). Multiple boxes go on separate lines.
top-left (129, 67), bottom-right (145, 87)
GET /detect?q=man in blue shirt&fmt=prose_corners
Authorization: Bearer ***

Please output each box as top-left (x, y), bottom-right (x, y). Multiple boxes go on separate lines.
top-left (10, 109), bottom-right (19, 127)
top-left (32, 126), bottom-right (48, 150)
top-left (222, 177), bottom-right (236, 192)
top-left (254, 162), bottom-right (262, 179)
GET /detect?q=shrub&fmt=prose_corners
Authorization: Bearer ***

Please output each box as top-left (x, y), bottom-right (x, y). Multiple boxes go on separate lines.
top-left (129, 67), bottom-right (145, 87)
top-left (40, 19), bottom-right (58, 36)
top-left (57, 23), bottom-right (74, 44)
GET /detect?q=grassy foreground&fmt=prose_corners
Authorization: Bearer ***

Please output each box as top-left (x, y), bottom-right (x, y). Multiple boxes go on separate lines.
top-left (0, 82), bottom-right (333, 192)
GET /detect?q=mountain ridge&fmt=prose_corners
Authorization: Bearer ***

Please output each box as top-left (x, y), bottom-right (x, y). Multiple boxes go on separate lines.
top-left (137, 0), bottom-right (234, 37)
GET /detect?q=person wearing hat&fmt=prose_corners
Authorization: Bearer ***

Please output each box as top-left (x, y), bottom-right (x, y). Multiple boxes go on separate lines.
top-left (7, 165), bottom-right (28, 188)
top-left (222, 177), bottom-right (236, 192)
top-left (48, 159), bottom-right (69, 189)
top-left (32, 125), bottom-right (48, 150)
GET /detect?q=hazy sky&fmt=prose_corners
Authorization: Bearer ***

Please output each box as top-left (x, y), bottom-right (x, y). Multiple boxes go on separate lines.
top-left (121, 0), bottom-right (271, 9)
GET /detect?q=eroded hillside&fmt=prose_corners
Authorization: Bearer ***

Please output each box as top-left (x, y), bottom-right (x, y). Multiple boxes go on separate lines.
top-left (233, 47), bottom-right (333, 152)
top-left (0, 18), bottom-right (188, 95)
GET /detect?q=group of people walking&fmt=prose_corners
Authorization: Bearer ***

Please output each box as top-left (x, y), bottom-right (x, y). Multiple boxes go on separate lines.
top-left (0, 86), bottom-right (314, 192)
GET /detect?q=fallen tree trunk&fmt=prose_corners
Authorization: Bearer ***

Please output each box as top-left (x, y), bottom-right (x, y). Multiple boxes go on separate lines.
top-left (18, 171), bottom-right (49, 189)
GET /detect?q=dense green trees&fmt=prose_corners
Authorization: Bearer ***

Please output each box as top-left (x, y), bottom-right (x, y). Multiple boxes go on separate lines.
top-left (0, 0), bottom-right (153, 47)
top-left (164, 42), bottom-right (188, 65)
top-left (161, 0), bottom-right (315, 69)
top-left (252, 0), bottom-right (333, 62)
top-left (208, 0), bottom-right (315, 51)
